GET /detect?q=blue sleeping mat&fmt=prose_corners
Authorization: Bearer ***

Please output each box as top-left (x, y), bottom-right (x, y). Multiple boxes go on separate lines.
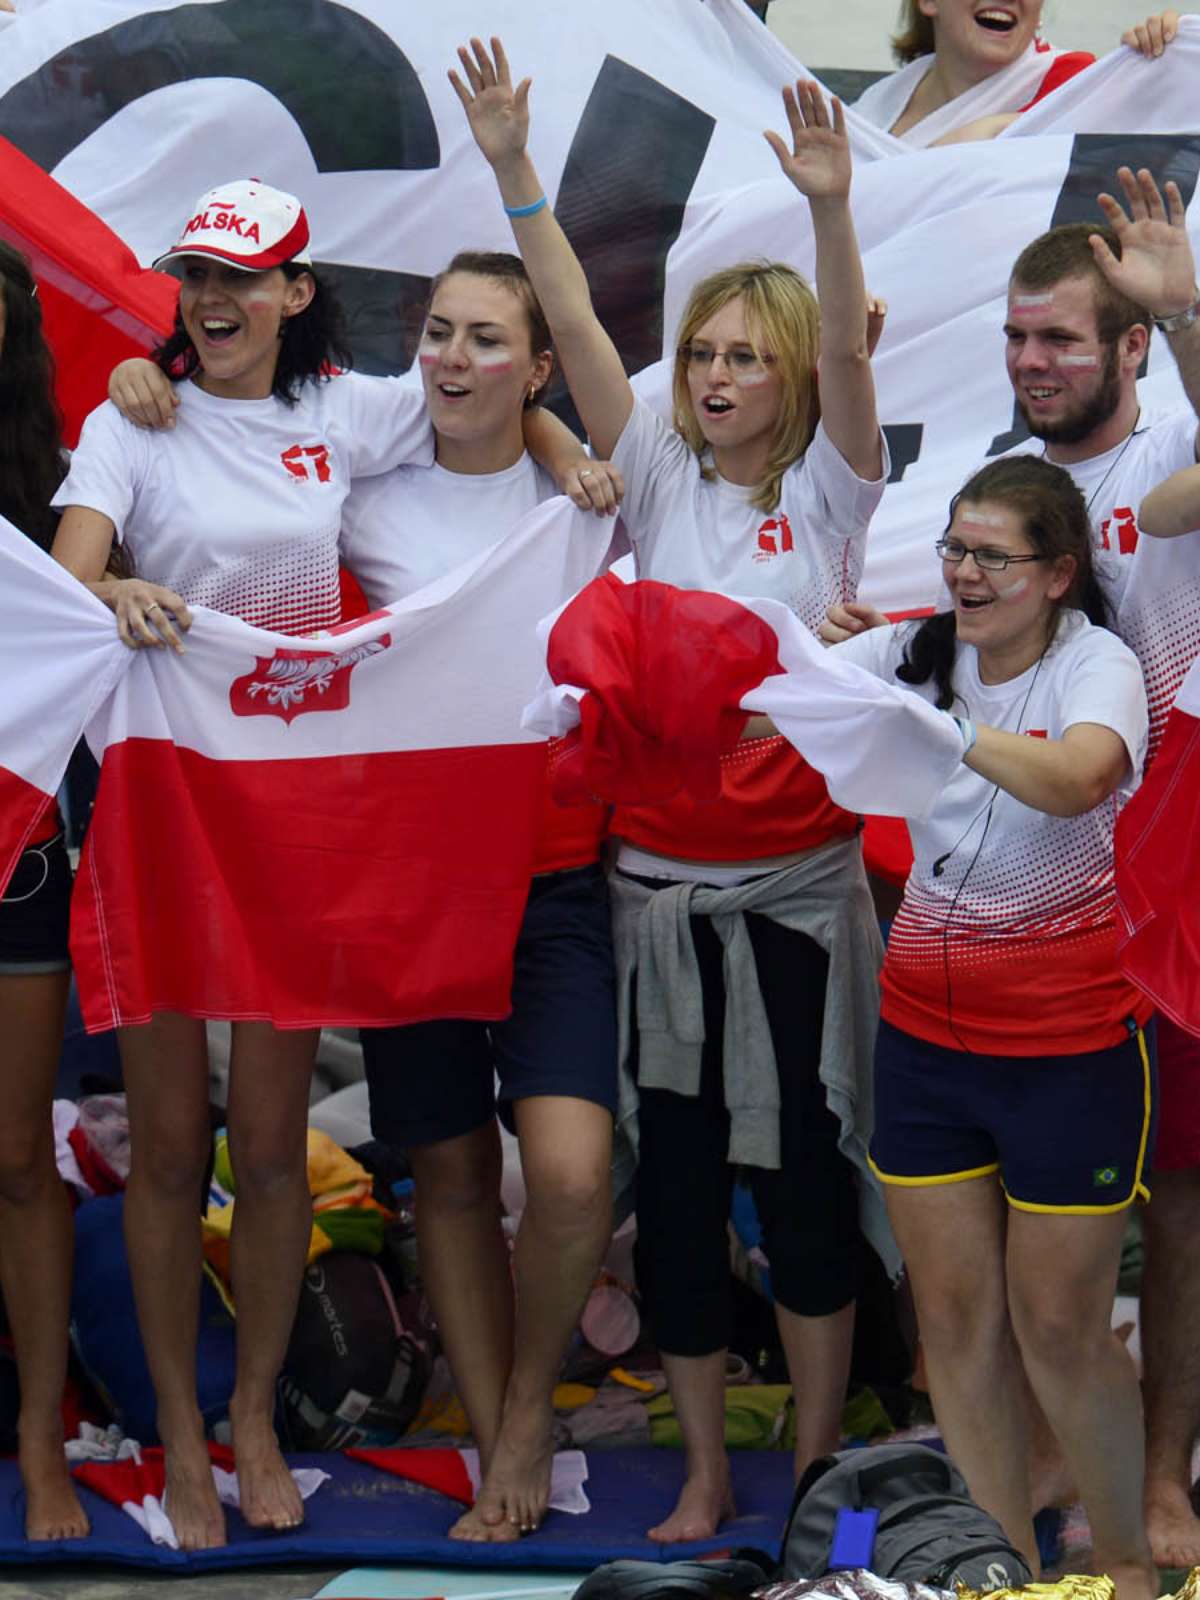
top-left (0, 1447), bottom-right (792, 1571)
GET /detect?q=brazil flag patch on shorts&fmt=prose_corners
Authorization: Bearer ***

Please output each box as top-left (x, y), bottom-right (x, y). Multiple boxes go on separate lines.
top-left (1093, 1165), bottom-right (1120, 1189)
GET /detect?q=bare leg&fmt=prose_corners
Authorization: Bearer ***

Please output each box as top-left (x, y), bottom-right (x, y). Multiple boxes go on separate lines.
top-left (1141, 1167), bottom-right (1200, 1568)
top-left (647, 1349), bottom-right (735, 1542)
top-left (776, 1299), bottom-right (855, 1479)
top-left (120, 1013), bottom-right (224, 1550)
top-left (473, 1095), bottom-right (612, 1533)
top-left (407, 1121), bottom-right (518, 1544)
top-left (0, 971), bottom-right (88, 1540)
top-left (1007, 1206), bottom-right (1156, 1600)
top-left (885, 1176), bottom-right (1039, 1574)
top-left (223, 1022), bottom-right (318, 1531)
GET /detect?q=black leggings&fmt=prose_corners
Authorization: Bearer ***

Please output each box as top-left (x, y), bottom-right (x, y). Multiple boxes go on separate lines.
top-left (632, 906), bottom-right (861, 1357)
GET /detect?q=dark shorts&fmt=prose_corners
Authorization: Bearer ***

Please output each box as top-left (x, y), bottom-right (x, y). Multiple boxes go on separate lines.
top-left (361, 863), bottom-right (617, 1147)
top-left (870, 1017), bottom-right (1157, 1213)
top-left (0, 831), bottom-right (72, 975)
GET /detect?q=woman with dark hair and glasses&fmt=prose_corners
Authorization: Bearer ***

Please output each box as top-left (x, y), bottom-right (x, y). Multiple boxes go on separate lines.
top-left (0, 239), bottom-right (92, 1543)
top-left (832, 455), bottom-right (1157, 1600)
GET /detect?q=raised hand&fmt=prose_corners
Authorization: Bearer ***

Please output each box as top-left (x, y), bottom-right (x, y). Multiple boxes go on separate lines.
top-left (1092, 166), bottom-right (1197, 320)
top-left (1120, 11), bottom-right (1181, 57)
top-left (763, 81), bottom-right (851, 202)
top-left (448, 36), bottom-right (530, 170)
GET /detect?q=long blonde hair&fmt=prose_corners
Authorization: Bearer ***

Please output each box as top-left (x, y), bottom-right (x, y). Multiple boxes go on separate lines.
top-left (671, 261), bottom-right (821, 514)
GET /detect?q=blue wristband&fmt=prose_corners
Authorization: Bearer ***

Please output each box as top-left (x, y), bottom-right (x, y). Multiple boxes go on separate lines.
top-left (504, 195), bottom-right (548, 219)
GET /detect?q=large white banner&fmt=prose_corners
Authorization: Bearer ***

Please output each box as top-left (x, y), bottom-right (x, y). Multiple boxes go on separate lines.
top-left (1, 1), bottom-right (1198, 612)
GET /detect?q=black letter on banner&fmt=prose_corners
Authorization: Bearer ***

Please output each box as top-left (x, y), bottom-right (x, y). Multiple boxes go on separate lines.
top-left (987, 133), bottom-right (1200, 456)
top-left (0, 0), bottom-right (439, 173)
top-left (548, 57), bottom-right (715, 435)
top-left (0, 0), bottom-right (442, 373)
top-left (882, 423), bottom-right (924, 484)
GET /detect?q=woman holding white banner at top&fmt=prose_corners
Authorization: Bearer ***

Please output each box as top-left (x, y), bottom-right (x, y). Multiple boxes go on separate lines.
top-left (834, 455), bottom-right (1157, 1600)
top-left (47, 178), bottom-right (444, 1552)
top-left (855, 4), bottom-right (1178, 147)
top-left (453, 37), bottom-right (893, 1542)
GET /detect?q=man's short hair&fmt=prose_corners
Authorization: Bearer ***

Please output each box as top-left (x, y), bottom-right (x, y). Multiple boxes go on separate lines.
top-left (1010, 223), bottom-right (1149, 345)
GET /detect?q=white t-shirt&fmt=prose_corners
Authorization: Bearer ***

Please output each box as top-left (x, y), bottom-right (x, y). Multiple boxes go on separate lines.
top-left (1004, 408), bottom-right (1200, 752)
top-left (54, 374), bottom-right (434, 635)
top-left (340, 452), bottom-right (556, 609)
top-left (612, 397), bottom-right (887, 633)
top-left (610, 398), bottom-right (889, 863)
top-left (836, 611), bottom-right (1149, 1054)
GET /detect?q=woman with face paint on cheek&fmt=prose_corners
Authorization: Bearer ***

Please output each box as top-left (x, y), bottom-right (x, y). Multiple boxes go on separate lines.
top-left (47, 179), bottom-right (443, 1553)
top-left (455, 38), bottom-right (892, 1544)
top-left (831, 455), bottom-right (1158, 1600)
top-left (337, 251), bottom-right (622, 1545)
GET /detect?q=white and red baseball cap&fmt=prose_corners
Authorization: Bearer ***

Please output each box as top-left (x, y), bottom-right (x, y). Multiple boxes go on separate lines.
top-left (153, 178), bottom-right (312, 274)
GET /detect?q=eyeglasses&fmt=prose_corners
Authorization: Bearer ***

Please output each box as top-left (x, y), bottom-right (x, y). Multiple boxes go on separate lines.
top-left (678, 343), bottom-right (776, 376)
top-left (935, 539), bottom-right (1045, 573)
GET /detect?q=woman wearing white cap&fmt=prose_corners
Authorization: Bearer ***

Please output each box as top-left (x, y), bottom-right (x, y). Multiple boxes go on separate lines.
top-left (49, 177), bottom-right (606, 1550)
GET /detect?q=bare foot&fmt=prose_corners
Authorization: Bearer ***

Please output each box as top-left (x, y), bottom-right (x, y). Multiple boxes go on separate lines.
top-left (19, 1433), bottom-right (90, 1541)
top-left (229, 1405), bottom-right (302, 1532)
top-left (1145, 1479), bottom-right (1200, 1569)
top-left (449, 1502), bottom-right (522, 1543)
top-left (161, 1437), bottom-right (225, 1551)
top-left (647, 1465), bottom-right (735, 1544)
top-left (475, 1396), bottom-right (556, 1534)
top-left (1104, 1559), bottom-right (1160, 1600)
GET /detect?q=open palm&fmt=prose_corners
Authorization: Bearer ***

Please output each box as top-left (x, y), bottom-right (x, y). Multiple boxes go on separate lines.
top-left (764, 81), bottom-right (851, 201)
top-left (449, 36), bottom-right (530, 168)
top-left (1094, 166), bottom-right (1197, 317)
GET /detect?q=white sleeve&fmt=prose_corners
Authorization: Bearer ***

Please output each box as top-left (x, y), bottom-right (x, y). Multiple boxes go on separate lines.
top-left (326, 373), bottom-right (435, 477)
top-left (49, 402), bottom-right (145, 541)
top-left (610, 397), bottom-right (700, 565)
top-left (830, 620), bottom-right (914, 682)
top-left (801, 419), bottom-right (890, 542)
top-left (1058, 628), bottom-right (1148, 788)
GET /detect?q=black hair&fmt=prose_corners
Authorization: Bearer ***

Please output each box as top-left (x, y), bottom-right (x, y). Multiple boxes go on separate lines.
top-left (0, 239), bottom-right (66, 549)
top-left (151, 261), bottom-right (352, 405)
top-left (896, 456), bottom-right (1110, 710)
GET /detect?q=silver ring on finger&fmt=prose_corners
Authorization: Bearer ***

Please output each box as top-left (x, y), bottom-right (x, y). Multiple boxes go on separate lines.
top-left (145, 601), bottom-right (163, 614)
top-left (578, 469), bottom-right (594, 478)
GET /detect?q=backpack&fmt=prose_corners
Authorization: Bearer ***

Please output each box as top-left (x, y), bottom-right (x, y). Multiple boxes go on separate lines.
top-left (573, 1556), bottom-right (774, 1600)
top-left (781, 1444), bottom-right (1033, 1592)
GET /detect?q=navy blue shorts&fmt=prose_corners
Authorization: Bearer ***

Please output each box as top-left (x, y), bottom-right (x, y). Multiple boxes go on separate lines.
top-left (0, 830), bottom-right (72, 974)
top-left (361, 863), bottom-right (617, 1147)
top-left (870, 1017), bottom-right (1157, 1213)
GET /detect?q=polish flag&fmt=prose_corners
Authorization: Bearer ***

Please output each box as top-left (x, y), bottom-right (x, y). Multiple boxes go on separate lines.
top-left (1116, 655), bottom-right (1200, 1036)
top-left (0, 136), bottom-right (176, 445)
top-left (524, 575), bottom-right (964, 822)
top-left (0, 505), bottom-right (610, 1032)
top-left (71, 1441), bottom-right (328, 1547)
top-left (346, 1445), bottom-right (590, 1515)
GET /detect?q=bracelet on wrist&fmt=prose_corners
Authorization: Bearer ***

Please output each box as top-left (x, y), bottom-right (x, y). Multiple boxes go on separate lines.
top-left (1153, 291), bottom-right (1200, 334)
top-left (952, 714), bottom-right (978, 757)
top-left (504, 195), bottom-right (548, 219)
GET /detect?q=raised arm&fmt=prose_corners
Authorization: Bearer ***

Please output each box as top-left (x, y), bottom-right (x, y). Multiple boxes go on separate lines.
top-left (961, 720), bottom-right (1131, 817)
top-left (764, 82), bottom-right (882, 482)
top-left (1093, 166), bottom-right (1200, 454)
top-left (450, 37), bottom-right (633, 459)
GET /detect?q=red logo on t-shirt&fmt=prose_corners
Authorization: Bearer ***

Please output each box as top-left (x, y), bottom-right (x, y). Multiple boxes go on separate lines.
top-left (754, 513), bottom-right (795, 562)
top-left (281, 443), bottom-right (333, 483)
top-left (229, 639), bottom-right (389, 725)
top-left (1099, 506), bottom-right (1139, 555)
top-left (1025, 729), bottom-right (1048, 739)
